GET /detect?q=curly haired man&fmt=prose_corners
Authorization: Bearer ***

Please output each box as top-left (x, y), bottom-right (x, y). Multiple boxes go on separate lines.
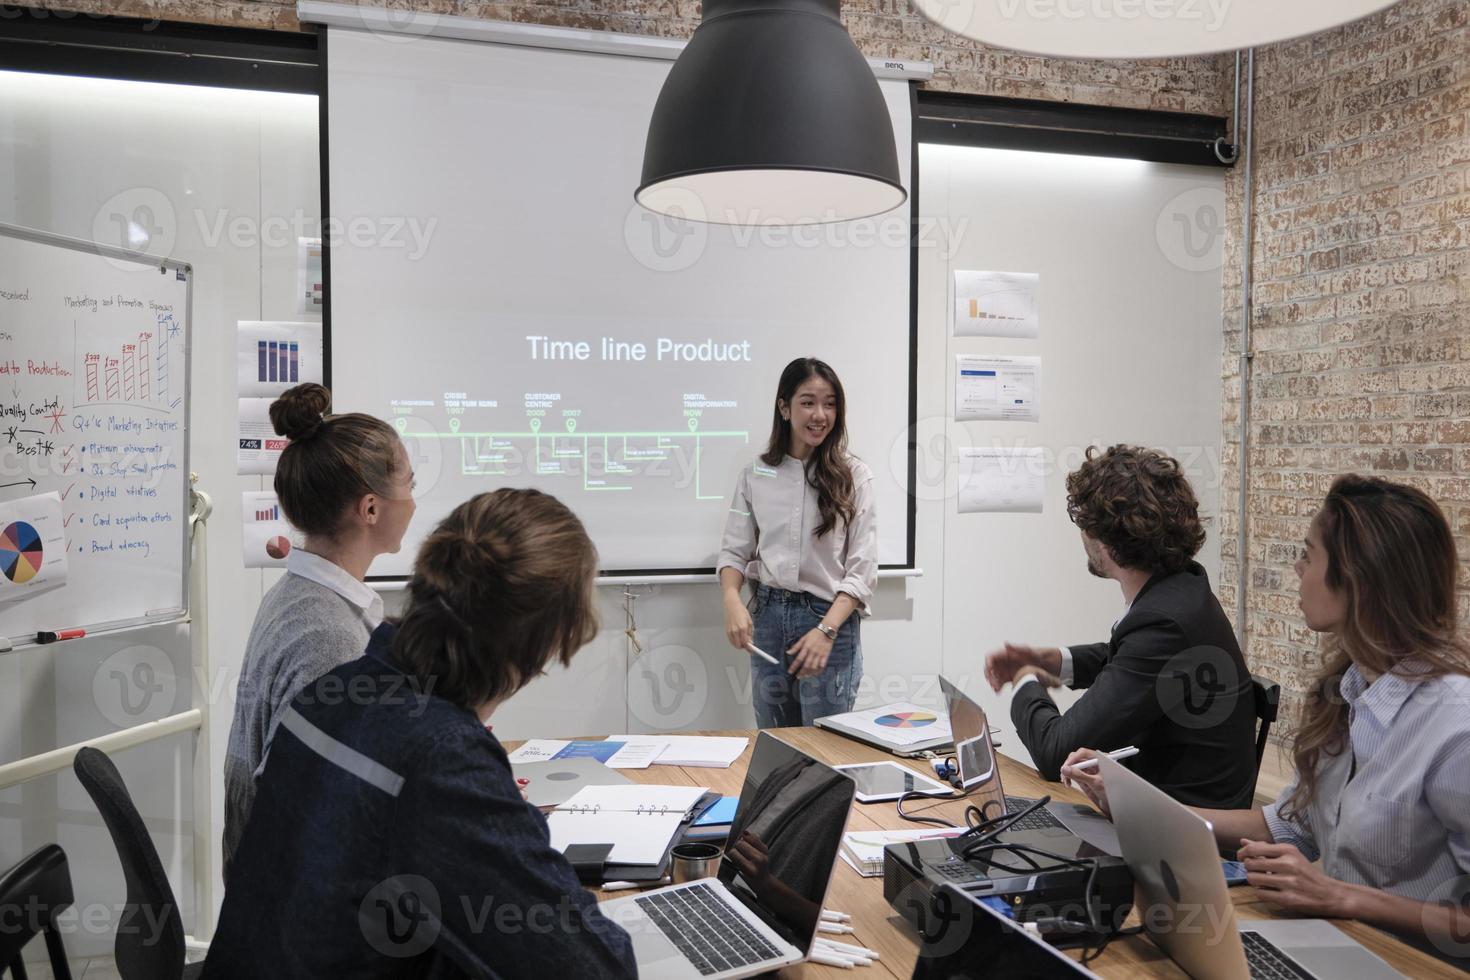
top-left (984, 445), bottom-right (1258, 810)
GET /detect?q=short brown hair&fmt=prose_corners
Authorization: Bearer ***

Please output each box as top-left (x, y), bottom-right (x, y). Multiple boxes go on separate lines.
top-left (1065, 445), bottom-right (1206, 574)
top-left (390, 489), bottom-right (600, 709)
top-left (270, 383), bottom-right (402, 538)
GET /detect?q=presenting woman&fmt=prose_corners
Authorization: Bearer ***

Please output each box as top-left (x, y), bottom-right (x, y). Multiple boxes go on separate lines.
top-left (718, 357), bottom-right (877, 727)
top-left (1063, 474), bottom-right (1470, 964)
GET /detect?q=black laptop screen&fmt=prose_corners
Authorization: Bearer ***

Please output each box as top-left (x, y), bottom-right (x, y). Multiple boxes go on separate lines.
top-left (718, 732), bottom-right (855, 954)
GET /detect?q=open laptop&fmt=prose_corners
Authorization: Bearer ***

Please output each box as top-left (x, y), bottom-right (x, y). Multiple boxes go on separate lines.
top-left (599, 732), bottom-right (856, 979)
top-left (940, 676), bottom-right (1121, 855)
top-left (1099, 753), bottom-right (1403, 980)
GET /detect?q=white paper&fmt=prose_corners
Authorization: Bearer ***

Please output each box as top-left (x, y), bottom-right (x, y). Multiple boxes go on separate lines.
top-left (546, 811), bottom-right (687, 866)
top-left (237, 320), bottom-right (323, 398)
top-left (957, 447), bottom-right (1046, 514)
top-left (604, 741), bottom-right (666, 770)
top-left (610, 734), bottom-right (748, 768)
top-left (237, 397), bottom-right (288, 475)
top-left (241, 491), bottom-right (304, 568)
top-left (955, 355), bottom-right (1041, 422)
top-left (954, 270), bottom-right (1039, 339)
top-left (296, 238), bottom-right (323, 315)
top-left (0, 492), bottom-right (68, 605)
top-left (506, 739), bottom-right (571, 764)
top-left (823, 702), bottom-right (952, 746)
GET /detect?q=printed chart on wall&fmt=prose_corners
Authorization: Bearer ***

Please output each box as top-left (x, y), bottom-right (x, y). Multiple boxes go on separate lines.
top-left (0, 223), bottom-right (191, 644)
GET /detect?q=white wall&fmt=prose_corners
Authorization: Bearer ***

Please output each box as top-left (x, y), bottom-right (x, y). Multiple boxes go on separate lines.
top-left (922, 144), bottom-right (1226, 766)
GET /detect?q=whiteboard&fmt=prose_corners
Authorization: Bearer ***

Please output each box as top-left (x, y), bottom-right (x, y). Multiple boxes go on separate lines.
top-left (0, 223), bottom-right (191, 645)
top-left (325, 26), bottom-right (914, 576)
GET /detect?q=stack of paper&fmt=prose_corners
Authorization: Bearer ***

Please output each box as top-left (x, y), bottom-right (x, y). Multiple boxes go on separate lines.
top-left (839, 828), bottom-right (966, 877)
top-left (612, 735), bottom-right (749, 768)
top-left (546, 784), bottom-right (710, 866)
top-left (505, 738), bottom-right (665, 770)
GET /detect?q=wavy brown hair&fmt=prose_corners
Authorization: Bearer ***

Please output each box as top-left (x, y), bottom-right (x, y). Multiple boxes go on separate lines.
top-left (1282, 474), bottom-right (1470, 819)
top-left (390, 489), bottom-right (600, 710)
top-left (1064, 445), bottom-right (1206, 574)
top-left (762, 357), bottom-right (855, 538)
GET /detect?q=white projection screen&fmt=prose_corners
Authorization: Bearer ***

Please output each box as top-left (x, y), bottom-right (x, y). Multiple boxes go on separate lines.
top-left (325, 24), bottom-right (915, 576)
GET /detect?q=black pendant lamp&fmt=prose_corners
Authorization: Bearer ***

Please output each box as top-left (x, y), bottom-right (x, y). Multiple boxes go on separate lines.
top-left (636, 0), bottom-right (906, 226)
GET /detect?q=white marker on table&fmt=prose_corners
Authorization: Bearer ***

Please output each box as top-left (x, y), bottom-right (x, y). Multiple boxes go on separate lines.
top-left (745, 642), bottom-right (781, 665)
top-left (809, 949), bottom-right (857, 969)
top-left (1068, 746), bottom-right (1140, 773)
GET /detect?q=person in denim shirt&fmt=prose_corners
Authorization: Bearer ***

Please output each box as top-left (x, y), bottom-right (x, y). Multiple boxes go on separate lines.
top-left (205, 489), bottom-right (636, 979)
top-left (1065, 475), bottom-right (1470, 965)
top-left (717, 357), bottom-right (878, 728)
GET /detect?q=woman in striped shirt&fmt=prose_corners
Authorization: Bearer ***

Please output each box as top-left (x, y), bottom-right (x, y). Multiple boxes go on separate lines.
top-left (1065, 474), bottom-right (1470, 961)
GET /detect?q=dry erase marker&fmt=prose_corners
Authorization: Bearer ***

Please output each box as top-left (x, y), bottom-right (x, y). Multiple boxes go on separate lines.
top-left (1069, 746), bottom-right (1140, 773)
top-left (745, 642), bottom-right (780, 666)
top-left (37, 628), bottom-right (86, 644)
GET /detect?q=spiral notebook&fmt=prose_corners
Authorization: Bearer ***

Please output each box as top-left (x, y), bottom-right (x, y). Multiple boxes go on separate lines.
top-left (546, 784), bottom-right (710, 866)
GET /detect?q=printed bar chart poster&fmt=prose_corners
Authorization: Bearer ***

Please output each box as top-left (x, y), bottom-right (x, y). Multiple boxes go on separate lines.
top-left (0, 491), bottom-right (68, 604)
top-left (241, 490), bottom-right (303, 568)
top-left (236, 320), bottom-right (322, 398)
top-left (953, 270), bottom-right (1039, 339)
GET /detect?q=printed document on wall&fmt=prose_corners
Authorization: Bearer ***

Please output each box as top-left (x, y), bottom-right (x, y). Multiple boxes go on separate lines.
top-left (954, 270), bottom-right (1039, 339)
top-left (237, 397), bottom-right (288, 475)
top-left (955, 355), bottom-right (1040, 422)
top-left (237, 321), bottom-right (322, 398)
top-left (957, 448), bottom-right (1045, 514)
top-left (241, 490), bottom-right (303, 568)
top-left (0, 491), bottom-right (68, 604)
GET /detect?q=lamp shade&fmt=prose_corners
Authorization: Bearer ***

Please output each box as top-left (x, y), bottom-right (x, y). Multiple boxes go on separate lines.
top-left (636, 0), bottom-right (906, 225)
top-left (910, 0), bottom-right (1403, 59)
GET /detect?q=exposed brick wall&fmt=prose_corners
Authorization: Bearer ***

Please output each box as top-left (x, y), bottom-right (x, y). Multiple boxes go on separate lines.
top-left (1217, 0), bottom-right (1470, 729)
top-left (20, 0), bottom-right (1232, 114)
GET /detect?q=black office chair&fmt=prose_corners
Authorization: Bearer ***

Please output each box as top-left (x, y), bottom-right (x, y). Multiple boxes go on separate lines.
top-left (72, 747), bottom-right (203, 980)
top-left (0, 844), bottom-right (76, 980)
top-left (1250, 673), bottom-right (1281, 800)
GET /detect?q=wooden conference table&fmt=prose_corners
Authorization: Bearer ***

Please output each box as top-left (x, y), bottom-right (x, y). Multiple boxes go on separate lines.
top-left (506, 729), bottom-right (1460, 979)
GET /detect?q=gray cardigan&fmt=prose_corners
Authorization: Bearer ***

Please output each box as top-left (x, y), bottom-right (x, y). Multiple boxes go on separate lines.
top-left (222, 572), bottom-right (374, 879)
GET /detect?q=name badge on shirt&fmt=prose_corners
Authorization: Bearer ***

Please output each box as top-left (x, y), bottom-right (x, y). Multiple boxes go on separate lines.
top-left (752, 464), bottom-right (779, 479)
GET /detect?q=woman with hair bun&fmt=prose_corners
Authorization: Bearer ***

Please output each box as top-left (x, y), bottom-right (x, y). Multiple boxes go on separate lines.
top-left (222, 382), bottom-right (415, 879)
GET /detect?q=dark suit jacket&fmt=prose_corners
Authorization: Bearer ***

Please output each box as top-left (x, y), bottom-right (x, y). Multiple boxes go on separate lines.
top-left (1010, 562), bottom-right (1257, 809)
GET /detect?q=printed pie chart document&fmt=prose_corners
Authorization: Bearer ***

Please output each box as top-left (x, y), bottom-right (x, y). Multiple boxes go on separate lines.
top-left (0, 491), bottom-right (68, 605)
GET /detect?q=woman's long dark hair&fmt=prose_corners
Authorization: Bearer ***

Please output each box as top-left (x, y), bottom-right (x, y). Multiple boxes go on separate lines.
top-left (1282, 474), bottom-right (1470, 819)
top-left (761, 357), bottom-right (855, 538)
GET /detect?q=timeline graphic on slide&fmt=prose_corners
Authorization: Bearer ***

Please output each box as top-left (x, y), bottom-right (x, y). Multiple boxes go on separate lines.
top-left (390, 391), bottom-right (748, 501)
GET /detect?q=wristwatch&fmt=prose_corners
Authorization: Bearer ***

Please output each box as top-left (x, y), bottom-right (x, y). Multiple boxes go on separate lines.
top-left (816, 623), bottom-right (838, 640)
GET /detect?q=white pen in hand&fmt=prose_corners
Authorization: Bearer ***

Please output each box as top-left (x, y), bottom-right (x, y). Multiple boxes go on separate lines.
top-left (1068, 746), bottom-right (1140, 773)
top-left (745, 642), bottom-right (780, 666)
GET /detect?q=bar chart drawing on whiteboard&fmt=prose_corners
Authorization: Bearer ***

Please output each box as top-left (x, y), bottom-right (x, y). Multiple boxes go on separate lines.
top-left (81, 313), bottom-right (177, 409)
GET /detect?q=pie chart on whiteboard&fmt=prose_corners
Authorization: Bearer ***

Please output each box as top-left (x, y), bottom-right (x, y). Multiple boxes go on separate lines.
top-left (1, 521), bottom-right (44, 584)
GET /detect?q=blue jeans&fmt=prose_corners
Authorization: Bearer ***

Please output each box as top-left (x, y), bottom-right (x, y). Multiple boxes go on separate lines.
top-left (748, 584), bottom-right (863, 728)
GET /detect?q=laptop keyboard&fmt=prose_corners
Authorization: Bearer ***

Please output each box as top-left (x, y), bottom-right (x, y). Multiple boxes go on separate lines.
top-left (1004, 796), bottom-right (1068, 831)
top-left (636, 882), bottom-right (782, 976)
top-left (1242, 931), bottom-right (1315, 980)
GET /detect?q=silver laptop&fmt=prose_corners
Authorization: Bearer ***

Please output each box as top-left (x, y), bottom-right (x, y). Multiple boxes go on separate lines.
top-left (1100, 753), bottom-right (1403, 980)
top-left (599, 732), bottom-right (855, 979)
top-left (511, 757), bottom-right (631, 808)
top-left (939, 675), bottom-right (1122, 855)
